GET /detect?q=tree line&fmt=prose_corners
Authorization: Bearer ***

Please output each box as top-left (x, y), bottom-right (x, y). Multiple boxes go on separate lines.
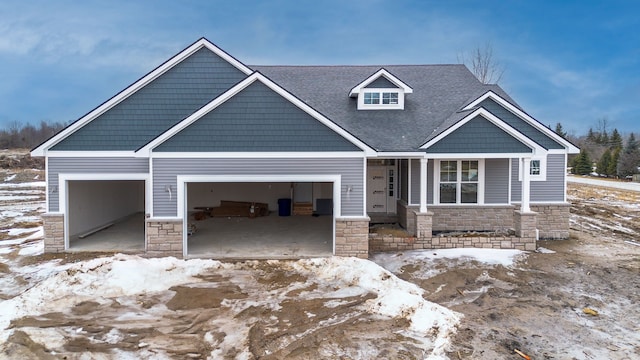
top-left (0, 120), bottom-right (67, 149)
top-left (555, 119), bottom-right (640, 178)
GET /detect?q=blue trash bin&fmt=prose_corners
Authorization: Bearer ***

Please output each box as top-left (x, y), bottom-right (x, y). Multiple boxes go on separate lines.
top-left (277, 198), bottom-right (291, 216)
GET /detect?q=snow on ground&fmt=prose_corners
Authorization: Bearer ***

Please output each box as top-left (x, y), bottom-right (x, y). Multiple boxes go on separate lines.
top-left (372, 248), bottom-right (526, 279)
top-left (567, 174), bottom-right (640, 192)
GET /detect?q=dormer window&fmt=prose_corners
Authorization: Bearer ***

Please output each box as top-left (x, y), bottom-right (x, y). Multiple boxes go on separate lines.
top-left (349, 68), bottom-right (412, 111)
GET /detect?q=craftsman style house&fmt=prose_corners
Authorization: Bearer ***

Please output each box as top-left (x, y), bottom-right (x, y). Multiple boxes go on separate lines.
top-left (32, 38), bottom-right (579, 259)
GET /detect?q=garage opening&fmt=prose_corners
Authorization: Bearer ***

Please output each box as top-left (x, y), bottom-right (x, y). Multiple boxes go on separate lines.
top-left (186, 182), bottom-right (334, 258)
top-left (67, 180), bottom-right (145, 252)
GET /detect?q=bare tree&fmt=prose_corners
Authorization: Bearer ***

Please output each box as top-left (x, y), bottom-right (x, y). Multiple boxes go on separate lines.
top-left (458, 42), bottom-right (505, 84)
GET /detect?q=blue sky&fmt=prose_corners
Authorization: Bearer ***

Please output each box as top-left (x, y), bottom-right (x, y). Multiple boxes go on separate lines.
top-left (0, 0), bottom-right (638, 136)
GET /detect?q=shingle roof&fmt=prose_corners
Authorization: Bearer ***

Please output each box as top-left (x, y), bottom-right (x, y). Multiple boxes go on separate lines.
top-left (252, 64), bottom-right (519, 152)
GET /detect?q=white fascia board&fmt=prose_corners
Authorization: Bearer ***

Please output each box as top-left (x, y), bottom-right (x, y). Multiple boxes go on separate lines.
top-left (420, 108), bottom-right (546, 155)
top-left (427, 152), bottom-right (535, 159)
top-left (369, 152), bottom-right (427, 158)
top-left (150, 151), bottom-right (366, 159)
top-left (46, 151), bottom-right (139, 158)
top-left (31, 38), bottom-right (253, 157)
top-left (349, 68), bottom-right (413, 97)
top-left (463, 91), bottom-right (580, 154)
top-left (140, 72), bottom-right (375, 156)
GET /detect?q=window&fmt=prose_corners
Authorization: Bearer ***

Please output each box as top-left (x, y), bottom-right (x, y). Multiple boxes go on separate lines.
top-left (518, 157), bottom-right (546, 181)
top-left (364, 92), bottom-right (380, 104)
top-left (438, 160), bottom-right (480, 204)
top-left (382, 92), bottom-right (398, 104)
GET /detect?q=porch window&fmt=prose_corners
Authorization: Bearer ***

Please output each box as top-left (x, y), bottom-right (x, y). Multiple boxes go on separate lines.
top-left (439, 160), bottom-right (479, 204)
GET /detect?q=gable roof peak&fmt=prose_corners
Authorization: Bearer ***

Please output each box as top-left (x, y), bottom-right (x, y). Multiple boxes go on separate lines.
top-left (349, 68), bottom-right (413, 97)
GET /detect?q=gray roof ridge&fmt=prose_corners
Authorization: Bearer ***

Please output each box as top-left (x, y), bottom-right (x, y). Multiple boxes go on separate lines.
top-left (250, 63), bottom-right (467, 68)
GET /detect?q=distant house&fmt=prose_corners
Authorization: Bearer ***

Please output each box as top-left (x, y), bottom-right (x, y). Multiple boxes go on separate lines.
top-left (31, 38), bottom-right (579, 259)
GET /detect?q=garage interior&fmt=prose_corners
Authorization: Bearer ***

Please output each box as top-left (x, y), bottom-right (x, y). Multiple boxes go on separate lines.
top-left (186, 182), bottom-right (334, 258)
top-left (67, 180), bottom-right (145, 252)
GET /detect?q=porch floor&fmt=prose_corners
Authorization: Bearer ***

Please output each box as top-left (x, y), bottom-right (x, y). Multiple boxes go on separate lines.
top-left (68, 213), bottom-right (145, 252)
top-left (187, 213), bottom-right (333, 259)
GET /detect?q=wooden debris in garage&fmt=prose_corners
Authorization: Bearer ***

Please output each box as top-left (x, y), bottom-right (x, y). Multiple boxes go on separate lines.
top-left (209, 200), bottom-right (269, 218)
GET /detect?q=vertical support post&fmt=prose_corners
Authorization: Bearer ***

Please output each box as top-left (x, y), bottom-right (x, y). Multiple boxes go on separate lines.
top-left (420, 157), bottom-right (428, 213)
top-left (521, 157), bottom-right (531, 213)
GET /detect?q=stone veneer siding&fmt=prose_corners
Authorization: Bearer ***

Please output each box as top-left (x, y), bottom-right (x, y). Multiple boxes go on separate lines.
top-left (42, 213), bottom-right (65, 253)
top-left (531, 203), bottom-right (571, 239)
top-left (430, 205), bottom-right (515, 232)
top-left (335, 218), bottom-right (369, 258)
top-left (146, 219), bottom-right (183, 258)
top-left (369, 234), bottom-right (536, 252)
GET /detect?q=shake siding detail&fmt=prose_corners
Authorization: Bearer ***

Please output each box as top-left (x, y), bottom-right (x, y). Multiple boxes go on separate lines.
top-left (154, 81), bottom-right (361, 152)
top-left (52, 48), bottom-right (247, 151)
top-left (511, 154), bottom-right (566, 202)
top-left (48, 157), bottom-right (149, 212)
top-left (425, 116), bottom-right (532, 153)
top-left (152, 157), bottom-right (364, 217)
top-left (480, 99), bottom-right (564, 149)
top-left (485, 158), bottom-right (509, 203)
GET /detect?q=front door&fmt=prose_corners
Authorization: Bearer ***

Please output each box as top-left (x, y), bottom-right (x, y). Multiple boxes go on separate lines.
top-left (367, 165), bottom-right (397, 213)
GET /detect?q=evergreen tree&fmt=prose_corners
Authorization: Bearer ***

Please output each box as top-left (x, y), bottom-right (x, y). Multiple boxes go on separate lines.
top-left (608, 148), bottom-right (621, 176)
top-left (596, 149), bottom-right (611, 176)
top-left (617, 133), bottom-right (640, 177)
top-left (600, 130), bottom-right (609, 146)
top-left (554, 122), bottom-right (567, 138)
top-left (610, 128), bottom-right (623, 149)
top-left (573, 150), bottom-right (592, 175)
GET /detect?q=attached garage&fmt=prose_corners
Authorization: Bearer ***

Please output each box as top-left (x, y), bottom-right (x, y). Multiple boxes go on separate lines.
top-left (62, 177), bottom-right (147, 252)
top-left (182, 177), bottom-right (337, 258)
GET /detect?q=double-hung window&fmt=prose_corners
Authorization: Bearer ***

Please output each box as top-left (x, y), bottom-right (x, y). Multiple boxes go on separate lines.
top-left (438, 160), bottom-right (479, 204)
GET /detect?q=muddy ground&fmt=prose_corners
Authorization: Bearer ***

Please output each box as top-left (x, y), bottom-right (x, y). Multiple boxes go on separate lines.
top-left (1, 167), bottom-right (639, 359)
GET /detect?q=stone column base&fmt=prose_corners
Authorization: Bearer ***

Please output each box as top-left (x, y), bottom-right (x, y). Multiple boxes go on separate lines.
top-left (413, 211), bottom-right (433, 238)
top-left (42, 213), bottom-right (65, 253)
top-left (514, 210), bottom-right (537, 251)
top-left (335, 218), bottom-right (370, 258)
top-left (146, 219), bottom-right (184, 258)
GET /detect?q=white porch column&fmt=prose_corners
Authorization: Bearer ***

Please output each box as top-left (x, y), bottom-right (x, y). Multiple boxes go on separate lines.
top-left (420, 157), bottom-right (428, 213)
top-left (521, 157), bottom-right (531, 213)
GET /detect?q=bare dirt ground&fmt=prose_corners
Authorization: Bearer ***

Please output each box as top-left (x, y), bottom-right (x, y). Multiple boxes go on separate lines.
top-left (1, 160), bottom-right (639, 359)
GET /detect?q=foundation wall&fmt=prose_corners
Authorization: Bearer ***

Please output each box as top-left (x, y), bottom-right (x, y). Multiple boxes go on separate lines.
top-left (335, 218), bottom-right (369, 258)
top-left (146, 219), bottom-right (184, 258)
top-left (42, 213), bottom-right (65, 253)
top-left (430, 205), bottom-right (515, 232)
top-left (369, 234), bottom-right (536, 252)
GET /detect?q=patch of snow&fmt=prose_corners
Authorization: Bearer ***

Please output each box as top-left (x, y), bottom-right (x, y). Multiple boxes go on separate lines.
top-left (18, 239), bottom-right (44, 256)
top-left (0, 195), bottom-right (41, 201)
top-left (6, 228), bottom-right (39, 236)
top-left (3, 174), bottom-right (16, 182)
top-left (0, 181), bottom-right (46, 188)
top-left (536, 247), bottom-right (556, 254)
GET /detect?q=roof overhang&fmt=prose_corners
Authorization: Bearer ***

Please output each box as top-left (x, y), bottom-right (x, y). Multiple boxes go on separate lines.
top-left (349, 68), bottom-right (413, 97)
top-left (31, 38), bottom-right (253, 157)
top-left (136, 71), bottom-right (376, 156)
top-left (463, 91), bottom-right (580, 154)
top-left (420, 107), bottom-right (546, 156)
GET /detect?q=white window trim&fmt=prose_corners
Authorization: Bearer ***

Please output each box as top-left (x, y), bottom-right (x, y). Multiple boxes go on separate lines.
top-left (519, 156), bottom-right (547, 181)
top-left (358, 88), bottom-right (405, 110)
top-left (433, 159), bottom-right (485, 205)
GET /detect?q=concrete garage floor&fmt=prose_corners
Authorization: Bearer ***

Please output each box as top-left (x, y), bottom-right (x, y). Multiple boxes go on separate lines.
top-left (68, 213), bottom-right (145, 252)
top-left (187, 213), bottom-right (333, 259)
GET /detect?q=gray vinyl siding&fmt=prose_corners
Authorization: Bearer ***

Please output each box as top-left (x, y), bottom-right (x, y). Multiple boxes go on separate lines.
top-left (485, 158), bottom-right (509, 203)
top-left (410, 159), bottom-right (420, 204)
top-left (152, 157), bottom-right (364, 217)
top-left (425, 116), bottom-right (532, 154)
top-left (365, 76), bottom-right (398, 88)
top-left (52, 48), bottom-right (248, 151)
top-left (400, 159), bottom-right (408, 202)
top-left (48, 157), bottom-right (149, 212)
top-left (511, 154), bottom-right (566, 202)
top-left (155, 81), bottom-right (361, 152)
top-left (480, 99), bottom-right (564, 150)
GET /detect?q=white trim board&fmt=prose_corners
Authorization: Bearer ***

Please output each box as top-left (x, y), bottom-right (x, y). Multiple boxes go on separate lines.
top-left (463, 91), bottom-right (580, 154)
top-left (31, 38), bottom-right (253, 157)
top-left (137, 72), bottom-right (375, 157)
top-left (349, 68), bottom-right (413, 97)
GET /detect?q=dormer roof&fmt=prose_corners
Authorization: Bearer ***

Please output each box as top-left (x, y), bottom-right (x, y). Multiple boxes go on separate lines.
top-left (348, 68), bottom-right (413, 97)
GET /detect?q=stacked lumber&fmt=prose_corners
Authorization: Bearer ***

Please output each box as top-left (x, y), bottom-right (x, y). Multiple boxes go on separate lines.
top-left (209, 200), bottom-right (269, 218)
